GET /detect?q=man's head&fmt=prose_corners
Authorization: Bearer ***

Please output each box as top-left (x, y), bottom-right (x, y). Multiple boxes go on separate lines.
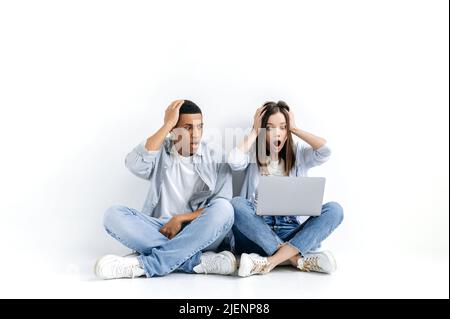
top-left (171, 100), bottom-right (203, 156)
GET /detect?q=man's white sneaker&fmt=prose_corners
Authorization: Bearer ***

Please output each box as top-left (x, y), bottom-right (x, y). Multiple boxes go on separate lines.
top-left (238, 253), bottom-right (271, 277)
top-left (193, 251), bottom-right (237, 275)
top-left (297, 250), bottom-right (337, 274)
top-left (94, 255), bottom-right (146, 279)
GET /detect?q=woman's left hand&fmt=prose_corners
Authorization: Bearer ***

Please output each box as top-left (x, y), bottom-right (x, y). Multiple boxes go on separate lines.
top-left (288, 109), bottom-right (298, 132)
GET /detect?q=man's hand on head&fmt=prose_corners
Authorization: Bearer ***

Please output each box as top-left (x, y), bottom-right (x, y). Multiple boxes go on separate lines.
top-left (163, 100), bottom-right (184, 130)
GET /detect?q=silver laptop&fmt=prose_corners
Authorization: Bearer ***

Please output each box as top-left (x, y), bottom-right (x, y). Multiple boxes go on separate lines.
top-left (256, 176), bottom-right (326, 216)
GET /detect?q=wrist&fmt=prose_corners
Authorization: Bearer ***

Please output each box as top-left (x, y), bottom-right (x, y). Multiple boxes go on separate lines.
top-left (173, 214), bottom-right (185, 223)
top-left (162, 123), bottom-right (175, 132)
top-left (290, 126), bottom-right (300, 134)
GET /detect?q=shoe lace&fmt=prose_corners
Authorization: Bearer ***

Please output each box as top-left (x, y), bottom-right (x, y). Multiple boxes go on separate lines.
top-left (298, 256), bottom-right (321, 272)
top-left (202, 255), bottom-right (224, 274)
top-left (250, 257), bottom-right (270, 274)
top-left (114, 263), bottom-right (142, 279)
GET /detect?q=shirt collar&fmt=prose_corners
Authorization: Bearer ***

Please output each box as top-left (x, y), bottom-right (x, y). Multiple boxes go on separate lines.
top-left (166, 139), bottom-right (204, 158)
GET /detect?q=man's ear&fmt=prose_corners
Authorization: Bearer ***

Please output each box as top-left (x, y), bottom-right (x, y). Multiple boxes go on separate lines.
top-left (170, 127), bottom-right (185, 141)
top-left (168, 129), bottom-right (175, 140)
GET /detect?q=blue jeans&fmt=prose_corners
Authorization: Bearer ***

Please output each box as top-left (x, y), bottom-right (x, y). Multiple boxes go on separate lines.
top-left (103, 198), bottom-right (234, 277)
top-left (230, 197), bottom-right (344, 257)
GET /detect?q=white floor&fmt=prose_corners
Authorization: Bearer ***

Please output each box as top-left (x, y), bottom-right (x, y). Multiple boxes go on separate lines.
top-left (2, 251), bottom-right (448, 299)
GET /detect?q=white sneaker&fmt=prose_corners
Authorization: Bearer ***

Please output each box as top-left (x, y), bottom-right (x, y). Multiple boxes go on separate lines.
top-left (297, 250), bottom-right (337, 274)
top-left (238, 253), bottom-right (271, 277)
top-left (193, 251), bottom-right (237, 275)
top-left (94, 255), bottom-right (146, 279)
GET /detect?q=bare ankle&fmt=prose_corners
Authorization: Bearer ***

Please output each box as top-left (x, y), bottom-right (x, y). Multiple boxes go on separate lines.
top-left (289, 255), bottom-right (300, 267)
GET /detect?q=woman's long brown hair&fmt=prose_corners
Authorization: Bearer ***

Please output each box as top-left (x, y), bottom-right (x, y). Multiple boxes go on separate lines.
top-left (256, 101), bottom-right (296, 175)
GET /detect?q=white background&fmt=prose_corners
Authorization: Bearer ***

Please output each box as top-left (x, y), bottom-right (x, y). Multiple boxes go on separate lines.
top-left (0, 0), bottom-right (448, 298)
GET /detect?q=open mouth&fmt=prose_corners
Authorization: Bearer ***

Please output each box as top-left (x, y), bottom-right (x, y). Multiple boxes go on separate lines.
top-left (273, 140), bottom-right (282, 148)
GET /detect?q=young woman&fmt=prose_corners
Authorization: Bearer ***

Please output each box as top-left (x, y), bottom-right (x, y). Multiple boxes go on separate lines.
top-left (228, 101), bottom-right (344, 277)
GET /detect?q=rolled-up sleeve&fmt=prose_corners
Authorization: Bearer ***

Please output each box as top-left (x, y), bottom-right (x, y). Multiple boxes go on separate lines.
top-left (299, 143), bottom-right (332, 170)
top-left (228, 147), bottom-right (250, 171)
top-left (124, 140), bottom-right (161, 180)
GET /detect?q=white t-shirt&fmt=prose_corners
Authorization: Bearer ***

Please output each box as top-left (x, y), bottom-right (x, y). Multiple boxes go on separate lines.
top-left (266, 158), bottom-right (286, 176)
top-left (153, 148), bottom-right (205, 220)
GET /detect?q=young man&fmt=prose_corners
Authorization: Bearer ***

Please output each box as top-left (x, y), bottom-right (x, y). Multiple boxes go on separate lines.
top-left (95, 100), bottom-right (236, 279)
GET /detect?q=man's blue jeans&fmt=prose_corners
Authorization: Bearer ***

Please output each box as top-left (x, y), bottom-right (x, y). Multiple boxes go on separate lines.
top-left (230, 197), bottom-right (344, 257)
top-left (103, 198), bottom-right (234, 277)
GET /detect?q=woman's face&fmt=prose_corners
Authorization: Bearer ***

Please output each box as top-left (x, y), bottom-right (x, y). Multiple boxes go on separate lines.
top-left (265, 112), bottom-right (288, 154)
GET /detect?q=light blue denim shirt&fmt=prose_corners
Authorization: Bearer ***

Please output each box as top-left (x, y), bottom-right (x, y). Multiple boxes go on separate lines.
top-left (125, 138), bottom-right (232, 216)
top-left (228, 140), bottom-right (332, 224)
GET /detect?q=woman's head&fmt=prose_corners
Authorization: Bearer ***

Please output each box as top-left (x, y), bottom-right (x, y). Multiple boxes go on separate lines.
top-left (256, 101), bottom-right (296, 174)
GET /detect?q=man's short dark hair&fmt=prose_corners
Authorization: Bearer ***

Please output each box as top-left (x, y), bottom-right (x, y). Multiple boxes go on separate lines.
top-left (180, 100), bottom-right (202, 114)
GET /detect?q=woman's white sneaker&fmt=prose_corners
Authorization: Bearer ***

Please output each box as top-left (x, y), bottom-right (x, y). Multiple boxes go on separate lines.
top-left (94, 255), bottom-right (146, 279)
top-left (238, 253), bottom-right (271, 277)
top-left (297, 250), bottom-right (337, 274)
top-left (193, 251), bottom-right (237, 275)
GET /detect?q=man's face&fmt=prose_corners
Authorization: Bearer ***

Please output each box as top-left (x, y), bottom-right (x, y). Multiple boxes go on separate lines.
top-left (171, 113), bottom-right (203, 156)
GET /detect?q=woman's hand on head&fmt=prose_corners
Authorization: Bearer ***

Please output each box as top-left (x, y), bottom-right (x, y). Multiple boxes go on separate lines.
top-left (288, 109), bottom-right (298, 132)
top-left (253, 106), bottom-right (266, 131)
